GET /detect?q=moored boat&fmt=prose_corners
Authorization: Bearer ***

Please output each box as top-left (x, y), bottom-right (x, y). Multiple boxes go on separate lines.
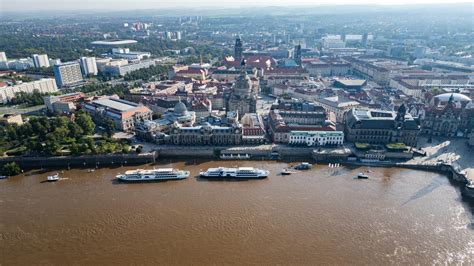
top-left (117, 168), bottom-right (190, 182)
top-left (199, 167), bottom-right (269, 179)
top-left (281, 168), bottom-right (297, 175)
top-left (356, 173), bottom-right (369, 179)
top-left (294, 162), bottom-right (312, 170)
top-left (47, 173), bottom-right (60, 182)
top-left (0, 175), bottom-right (8, 179)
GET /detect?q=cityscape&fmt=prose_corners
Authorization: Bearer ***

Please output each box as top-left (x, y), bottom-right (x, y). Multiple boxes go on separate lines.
top-left (1, 1), bottom-right (473, 264)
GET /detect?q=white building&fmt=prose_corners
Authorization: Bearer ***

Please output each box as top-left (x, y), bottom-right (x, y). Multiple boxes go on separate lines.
top-left (0, 52), bottom-right (7, 62)
top-left (53, 62), bottom-right (84, 87)
top-left (0, 78), bottom-right (58, 104)
top-left (32, 54), bottom-right (50, 68)
top-left (49, 58), bottom-right (61, 66)
top-left (80, 57), bottom-right (98, 76)
top-left (111, 48), bottom-right (151, 60)
top-left (8, 58), bottom-right (34, 71)
top-left (288, 130), bottom-right (344, 146)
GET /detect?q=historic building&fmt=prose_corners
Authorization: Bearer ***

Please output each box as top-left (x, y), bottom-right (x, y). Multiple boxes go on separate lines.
top-left (227, 61), bottom-right (258, 117)
top-left (421, 93), bottom-right (474, 137)
top-left (288, 131), bottom-right (344, 146)
top-left (166, 121), bottom-right (242, 145)
top-left (343, 105), bottom-right (420, 146)
top-left (241, 113), bottom-right (266, 144)
top-left (268, 99), bottom-right (336, 143)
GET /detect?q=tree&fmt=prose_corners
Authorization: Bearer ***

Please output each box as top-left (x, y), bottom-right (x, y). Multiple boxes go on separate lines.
top-left (76, 113), bottom-right (95, 135)
top-left (103, 118), bottom-right (116, 137)
top-left (1, 162), bottom-right (21, 176)
top-left (135, 146), bottom-right (143, 154)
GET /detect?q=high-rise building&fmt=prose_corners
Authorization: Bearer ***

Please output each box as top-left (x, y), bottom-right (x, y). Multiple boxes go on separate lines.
top-left (32, 54), bottom-right (50, 68)
top-left (234, 38), bottom-right (243, 60)
top-left (53, 62), bottom-right (84, 88)
top-left (80, 57), bottom-right (98, 76)
top-left (175, 31), bottom-right (182, 40)
top-left (0, 52), bottom-right (7, 62)
top-left (165, 31), bottom-right (172, 39)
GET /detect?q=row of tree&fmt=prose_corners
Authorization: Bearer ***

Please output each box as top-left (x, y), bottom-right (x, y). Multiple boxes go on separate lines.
top-left (123, 65), bottom-right (168, 81)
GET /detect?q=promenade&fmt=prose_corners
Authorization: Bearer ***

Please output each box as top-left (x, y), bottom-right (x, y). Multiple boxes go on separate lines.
top-left (405, 137), bottom-right (473, 182)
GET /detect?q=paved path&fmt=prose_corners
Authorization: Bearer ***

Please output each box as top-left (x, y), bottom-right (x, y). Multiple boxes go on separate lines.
top-left (407, 137), bottom-right (474, 181)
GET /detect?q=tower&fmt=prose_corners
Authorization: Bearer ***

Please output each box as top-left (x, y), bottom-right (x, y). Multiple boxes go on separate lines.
top-left (227, 59), bottom-right (257, 117)
top-left (234, 38), bottom-right (243, 60)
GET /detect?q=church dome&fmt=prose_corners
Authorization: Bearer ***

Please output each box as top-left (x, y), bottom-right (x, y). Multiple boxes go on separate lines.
top-left (174, 101), bottom-right (188, 116)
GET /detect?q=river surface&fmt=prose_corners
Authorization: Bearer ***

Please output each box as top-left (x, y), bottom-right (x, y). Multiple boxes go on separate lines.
top-left (1, 160), bottom-right (473, 265)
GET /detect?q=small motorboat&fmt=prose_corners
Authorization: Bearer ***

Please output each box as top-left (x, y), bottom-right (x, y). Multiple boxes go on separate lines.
top-left (87, 169), bottom-right (95, 173)
top-left (0, 175), bottom-right (8, 179)
top-left (281, 168), bottom-right (297, 175)
top-left (47, 173), bottom-right (60, 182)
top-left (294, 162), bottom-right (312, 170)
top-left (356, 173), bottom-right (369, 179)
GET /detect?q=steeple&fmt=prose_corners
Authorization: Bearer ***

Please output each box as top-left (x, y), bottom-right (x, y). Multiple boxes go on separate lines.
top-left (294, 43), bottom-right (302, 66)
top-left (234, 37), bottom-right (243, 60)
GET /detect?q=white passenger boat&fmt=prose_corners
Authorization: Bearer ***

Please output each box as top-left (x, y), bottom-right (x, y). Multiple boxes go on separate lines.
top-left (117, 168), bottom-right (190, 182)
top-left (199, 167), bottom-right (269, 179)
top-left (47, 173), bottom-right (60, 182)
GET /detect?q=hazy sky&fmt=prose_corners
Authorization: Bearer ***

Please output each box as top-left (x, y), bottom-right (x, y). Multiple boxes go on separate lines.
top-left (1, 0), bottom-right (471, 12)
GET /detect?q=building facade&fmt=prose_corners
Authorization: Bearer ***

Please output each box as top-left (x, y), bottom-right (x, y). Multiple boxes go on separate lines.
top-left (0, 78), bottom-right (58, 104)
top-left (167, 122), bottom-right (242, 145)
top-left (84, 97), bottom-right (152, 132)
top-left (421, 93), bottom-right (473, 137)
top-left (344, 105), bottom-right (420, 146)
top-left (288, 131), bottom-right (344, 146)
top-left (32, 54), bottom-right (50, 68)
top-left (53, 62), bottom-right (84, 87)
top-left (80, 57), bottom-right (98, 76)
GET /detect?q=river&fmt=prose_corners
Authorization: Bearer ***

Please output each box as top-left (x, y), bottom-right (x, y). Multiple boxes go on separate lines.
top-left (1, 160), bottom-right (473, 264)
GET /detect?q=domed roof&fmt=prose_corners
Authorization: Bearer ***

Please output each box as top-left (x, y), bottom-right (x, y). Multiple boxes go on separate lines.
top-left (174, 100), bottom-right (188, 116)
top-left (434, 93), bottom-right (471, 103)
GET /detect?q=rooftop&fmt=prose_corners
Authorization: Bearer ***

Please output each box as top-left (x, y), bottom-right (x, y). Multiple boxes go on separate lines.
top-left (91, 40), bottom-right (138, 46)
top-left (93, 98), bottom-right (138, 112)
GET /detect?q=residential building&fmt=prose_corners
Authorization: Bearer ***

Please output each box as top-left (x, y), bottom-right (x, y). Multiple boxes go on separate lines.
top-left (288, 131), bottom-right (344, 146)
top-left (53, 62), bottom-right (84, 87)
top-left (0, 78), bottom-right (58, 104)
top-left (80, 57), bottom-right (98, 76)
top-left (83, 96), bottom-right (152, 132)
top-left (32, 54), bottom-right (50, 68)
top-left (343, 105), bottom-right (420, 146)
